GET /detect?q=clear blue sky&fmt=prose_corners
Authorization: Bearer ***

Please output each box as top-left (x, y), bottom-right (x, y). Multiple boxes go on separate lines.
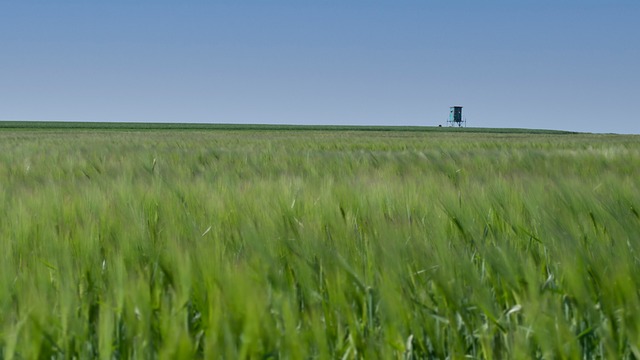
top-left (1, 1), bottom-right (638, 133)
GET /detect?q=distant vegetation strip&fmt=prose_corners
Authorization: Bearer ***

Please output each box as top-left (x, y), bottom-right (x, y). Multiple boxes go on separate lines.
top-left (0, 120), bottom-right (576, 134)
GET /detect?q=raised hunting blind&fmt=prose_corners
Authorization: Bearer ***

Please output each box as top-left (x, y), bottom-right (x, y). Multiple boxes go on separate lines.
top-left (447, 106), bottom-right (466, 127)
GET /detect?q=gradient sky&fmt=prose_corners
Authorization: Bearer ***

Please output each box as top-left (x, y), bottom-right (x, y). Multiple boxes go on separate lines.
top-left (1, 1), bottom-right (638, 133)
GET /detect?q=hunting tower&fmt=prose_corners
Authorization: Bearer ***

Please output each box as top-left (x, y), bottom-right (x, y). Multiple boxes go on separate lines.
top-left (447, 106), bottom-right (465, 127)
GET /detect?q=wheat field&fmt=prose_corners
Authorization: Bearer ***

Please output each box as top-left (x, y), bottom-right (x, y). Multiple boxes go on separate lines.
top-left (0, 127), bottom-right (638, 358)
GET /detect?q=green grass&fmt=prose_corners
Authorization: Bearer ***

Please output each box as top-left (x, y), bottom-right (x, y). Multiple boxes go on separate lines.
top-left (0, 120), bottom-right (576, 134)
top-left (0, 126), bottom-right (638, 358)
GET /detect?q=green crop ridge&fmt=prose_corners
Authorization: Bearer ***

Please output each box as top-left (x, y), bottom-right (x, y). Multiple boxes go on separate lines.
top-left (0, 128), bottom-right (637, 358)
top-left (0, 120), bottom-right (577, 134)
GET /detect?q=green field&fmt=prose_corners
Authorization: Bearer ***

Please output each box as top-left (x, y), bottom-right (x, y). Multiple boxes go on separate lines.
top-left (0, 121), bottom-right (576, 134)
top-left (0, 124), bottom-right (638, 358)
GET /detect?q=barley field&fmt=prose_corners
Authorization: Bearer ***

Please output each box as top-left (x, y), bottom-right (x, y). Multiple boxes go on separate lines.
top-left (0, 125), bottom-right (639, 358)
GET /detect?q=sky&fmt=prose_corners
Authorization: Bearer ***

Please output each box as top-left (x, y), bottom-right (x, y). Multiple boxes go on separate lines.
top-left (1, 1), bottom-right (638, 134)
